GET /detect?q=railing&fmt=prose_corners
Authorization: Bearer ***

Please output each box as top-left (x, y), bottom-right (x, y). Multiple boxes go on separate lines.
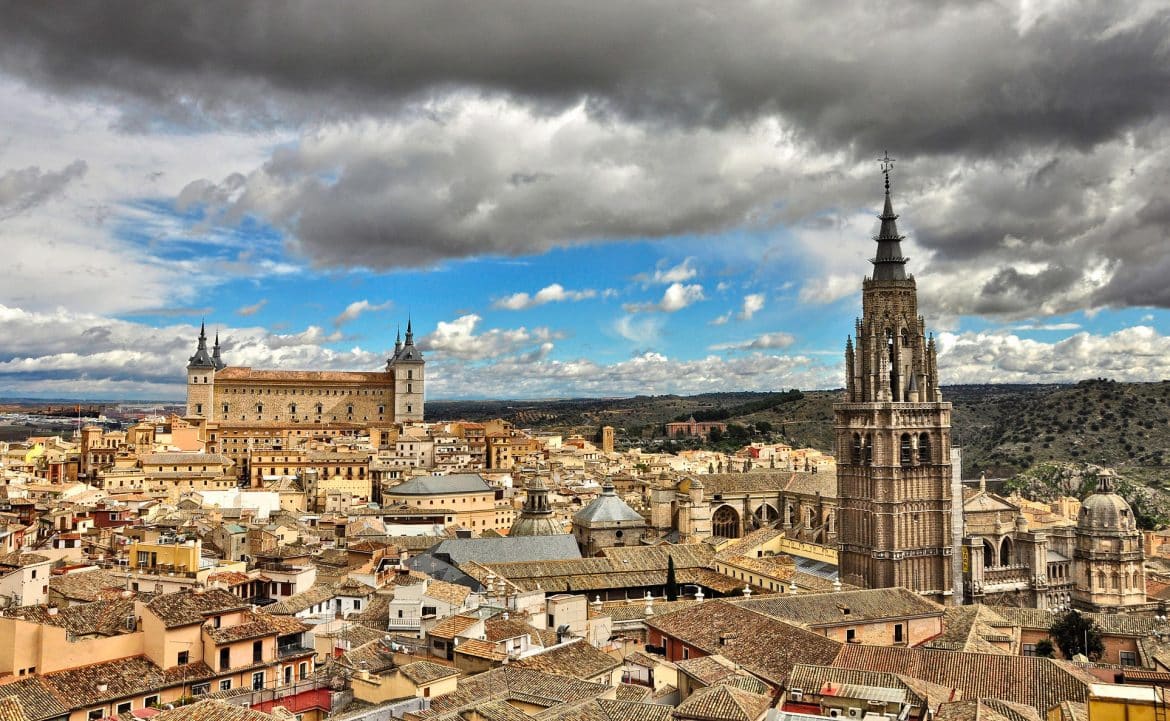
top-left (387, 617), bottom-right (420, 629)
top-left (278, 644), bottom-right (314, 659)
top-left (983, 564), bottom-right (1030, 584)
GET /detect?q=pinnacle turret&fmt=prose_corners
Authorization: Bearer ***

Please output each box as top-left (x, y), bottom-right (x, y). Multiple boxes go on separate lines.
top-left (871, 152), bottom-right (909, 281)
top-left (187, 319), bottom-right (215, 370)
top-left (211, 331), bottom-right (226, 370)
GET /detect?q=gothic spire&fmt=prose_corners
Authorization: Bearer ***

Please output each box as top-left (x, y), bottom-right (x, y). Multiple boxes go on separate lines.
top-left (405, 317), bottom-right (414, 346)
top-left (871, 152), bottom-right (909, 281)
top-left (187, 319), bottom-right (215, 370)
top-left (211, 331), bottom-right (226, 370)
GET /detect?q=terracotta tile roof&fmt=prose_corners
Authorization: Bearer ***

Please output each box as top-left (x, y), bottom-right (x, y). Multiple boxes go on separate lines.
top-left (207, 571), bottom-right (251, 586)
top-left (204, 611), bottom-right (308, 643)
top-left (786, 663), bottom-right (941, 713)
top-left (424, 579), bottom-right (471, 607)
top-left (421, 666), bottom-right (608, 717)
top-left (0, 553), bottom-right (48, 568)
top-left (614, 684), bottom-right (653, 702)
top-left (647, 600), bottom-right (841, 686)
top-left (734, 587), bottom-right (944, 628)
top-left (0, 677), bottom-right (67, 721)
top-left (512, 639), bottom-right (620, 680)
top-left (454, 638), bottom-right (507, 661)
top-left (925, 606), bottom-right (1017, 655)
top-left (0, 697), bottom-right (27, 721)
top-left (673, 683), bottom-right (773, 721)
top-left (833, 645), bottom-right (1093, 713)
top-left (484, 615), bottom-right (539, 643)
top-left (42, 655), bottom-right (213, 709)
top-left (935, 699), bottom-right (1043, 721)
top-left (340, 639), bottom-right (398, 673)
top-left (266, 583), bottom-right (338, 615)
top-left (354, 593), bottom-right (392, 630)
top-left (2, 598), bottom-right (136, 637)
top-left (399, 660), bottom-right (461, 685)
top-left (149, 698), bottom-right (285, 721)
top-left (428, 614), bottom-right (479, 640)
top-left (147, 588), bottom-right (250, 628)
top-left (989, 605), bottom-right (1169, 637)
top-left (676, 655), bottom-right (739, 685)
top-left (606, 599), bottom-right (701, 623)
top-left (48, 569), bottom-right (125, 602)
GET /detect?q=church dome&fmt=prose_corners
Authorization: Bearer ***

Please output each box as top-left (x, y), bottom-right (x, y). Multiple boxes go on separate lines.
top-left (1078, 473), bottom-right (1136, 532)
top-left (572, 481), bottom-right (645, 526)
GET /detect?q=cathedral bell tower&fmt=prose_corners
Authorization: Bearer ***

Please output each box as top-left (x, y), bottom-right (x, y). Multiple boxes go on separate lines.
top-left (834, 154), bottom-right (954, 603)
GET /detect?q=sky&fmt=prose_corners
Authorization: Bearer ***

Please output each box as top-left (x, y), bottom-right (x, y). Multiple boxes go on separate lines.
top-left (1, 1), bottom-right (1170, 400)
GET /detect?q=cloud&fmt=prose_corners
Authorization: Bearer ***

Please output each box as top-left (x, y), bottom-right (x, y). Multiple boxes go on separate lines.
top-left (418, 314), bottom-right (561, 361)
top-left (333, 299), bottom-right (392, 327)
top-left (1010, 322), bottom-right (1081, 331)
top-left (0, 160), bottom-right (86, 218)
top-left (493, 283), bottom-right (598, 310)
top-left (634, 258), bottom-right (698, 285)
top-left (613, 315), bottom-right (664, 344)
top-left (236, 299), bottom-right (268, 317)
top-left (738, 293), bottom-right (765, 320)
top-left (710, 311), bottom-right (732, 326)
top-left (709, 332), bottom-right (796, 352)
top-left (623, 283), bottom-right (705, 313)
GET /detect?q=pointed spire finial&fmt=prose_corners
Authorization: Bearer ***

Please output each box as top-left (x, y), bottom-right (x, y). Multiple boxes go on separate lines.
top-left (879, 150), bottom-right (895, 193)
top-left (405, 315), bottom-right (414, 345)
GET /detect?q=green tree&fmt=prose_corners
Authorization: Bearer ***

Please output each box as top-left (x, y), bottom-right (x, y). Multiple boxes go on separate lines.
top-left (707, 427), bottom-right (723, 444)
top-left (665, 555), bottom-right (679, 601)
top-left (1035, 639), bottom-right (1055, 658)
top-left (1049, 609), bottom-right (1104, 660)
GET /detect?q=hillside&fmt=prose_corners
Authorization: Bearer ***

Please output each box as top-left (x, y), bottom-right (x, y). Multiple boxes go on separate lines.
top-left (431, 380), bottom-right (1170, 481)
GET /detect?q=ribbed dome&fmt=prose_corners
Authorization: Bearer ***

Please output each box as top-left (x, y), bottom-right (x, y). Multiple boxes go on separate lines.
top-left (572, 481), bottom-right (645, 526)
top-left (1078, 474), bottom-right (1136, 532)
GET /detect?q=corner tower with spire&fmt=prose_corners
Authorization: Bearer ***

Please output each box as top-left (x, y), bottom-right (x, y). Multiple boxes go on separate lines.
top-left (834, 154), bottom-right (955, 604)
top-left (186, 321), bottom-right (218, 419)
top-left (387, 318), bottom-right (425, 422)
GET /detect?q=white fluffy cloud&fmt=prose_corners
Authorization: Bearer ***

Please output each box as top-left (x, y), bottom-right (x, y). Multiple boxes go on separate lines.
top-left (635, 257), bottom-right (698, 285)
top-left (738, 293), bottom-right (765, 320)
top-left (493, 283), bottom-right (601, 311)
top-left (709, 332), bottom-right (796, 352)
top-left (333, 299), bottom-right (392, 327)
top-left (623, 283), bottom-right (705, 313)
top-left (418, 314), bottom-right (562, 361)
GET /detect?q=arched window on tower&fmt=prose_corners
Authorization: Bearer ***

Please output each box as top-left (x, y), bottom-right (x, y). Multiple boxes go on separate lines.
top-left (887, 330), bottom-right (898, 400)
top-left (900, 434), bottom-right (913, 467)
top-left (983, 539), bottom-right (995, 568)
top-left (864, 434), bottom-right (873, 465)
top-left (999, 537), bottom-right (1012, 566)
top-left (852, 433), bottom-right (862, 464)
top-left (918, 433), bottom-right (931, 464)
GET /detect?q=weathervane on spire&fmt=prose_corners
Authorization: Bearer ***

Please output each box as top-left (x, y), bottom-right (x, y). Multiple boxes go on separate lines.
top-left (878, 150), bottom-right (895, 192)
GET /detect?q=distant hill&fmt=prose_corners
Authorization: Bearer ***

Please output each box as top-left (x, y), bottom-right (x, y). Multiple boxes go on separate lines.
top-left (430, 380), bottom-right (1170, 480)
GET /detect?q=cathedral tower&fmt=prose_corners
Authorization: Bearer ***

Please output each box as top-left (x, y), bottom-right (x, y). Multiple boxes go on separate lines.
top-left (834, 156), bottom-right (954, 603)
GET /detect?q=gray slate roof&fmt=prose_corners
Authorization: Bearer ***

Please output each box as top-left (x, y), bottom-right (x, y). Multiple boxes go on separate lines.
top-left (572, 485), bottom-right (645, 526)
top-left (387, 474), bottom-right (492, 496)
top-left (427, 535), bottom-right (582, 567)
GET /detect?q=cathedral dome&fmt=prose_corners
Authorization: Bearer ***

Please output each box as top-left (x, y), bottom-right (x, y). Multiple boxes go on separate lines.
top-left (1078, 473), bottom-right (1136, 532)
top-left (572, 481), bottom-right (645, 527)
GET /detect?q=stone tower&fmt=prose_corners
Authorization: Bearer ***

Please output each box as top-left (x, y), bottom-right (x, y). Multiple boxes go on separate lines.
top-left (1072, 472), bottom-right (1147, 612)
top-left (834, 156), bottom-right (954, 603)
top-left (388, 320), bottom-right (425, 422)
top-left (186, 321), bottom-right (217, 420)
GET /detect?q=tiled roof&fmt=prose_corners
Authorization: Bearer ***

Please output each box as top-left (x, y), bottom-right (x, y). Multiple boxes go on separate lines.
top-left (149, 698), bottom-right (285, 721)
top-left (676, 655), bottom-right (739, 685)
top-left (614, 684), bottom-right (653, 702)
top-left (988, 605), bottom-right (1169, 637)
top-left (267, 583), bottom-right (338, 615)
top-left (425, 579), bottom-right (471, 606)
top-left (207, 571), bottom-right (252, 586)
top-left (399, 660), bottom-right (460, 685)
top-left (2, 598), bottom-right (136, 637)
top-left (673, 683), bottom-right (773, 721)
top-left (204, 611), bottom-right (307, 643)
top-left (48, 569), bottom-right (125, 602)
top-left (421, 666), bottom-right (609, 717)
top-left (455, 639), bottom-right (507, 661)
top-left (786, 664), bottom-right (938, 712)
top-left (353, 593), bottom-right (392, 629)
top-left (429, 614), bottom-right (480, 640)
top-left (42, 655), bottom-right (213, 708)
top-left (0, 697), bottom-right (26, 721)
top-left (475, 544), bottom-right (717, 594)
top-left (141, 453), bottom-right (233, 466)
top-left (935, 699), bottom-right (1043, 721)
top-left (512, 639), bottom-right (620, 680)
top-left (925, 606), bottom-right (1017, 655)
top-left (833, 645), bottom-right (1093, 713)
top-left (0, 552), bottom-right (48, 567)
top-left (607, 599), bottom-right (701, 622)
top-left (146, 588), bottom-right (250, 627)
top-left (734, 587), bottom-right (944, 627)
top-left (484, 615), bottom-right (538, 643)
top-left (340, 639), bottom-right (397, 673)
top-left (0, 677), bottom-right (68, 721)
top-left (387, 474), bottom-right (492, 496)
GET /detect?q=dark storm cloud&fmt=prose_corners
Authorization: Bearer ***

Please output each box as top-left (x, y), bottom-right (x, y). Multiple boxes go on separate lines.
top-left (2, 2), bottom-right (1166, 152)
top-left (4, 1), bottom-right (1170, 315)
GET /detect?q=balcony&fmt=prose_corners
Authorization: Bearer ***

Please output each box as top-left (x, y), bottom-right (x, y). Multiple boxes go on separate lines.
top-left (278, 643), bottom-right (314, 659)
top-left (983, 564), bottom-right (1030, 585)
top-left (387, 616), bottom-right (420, 630)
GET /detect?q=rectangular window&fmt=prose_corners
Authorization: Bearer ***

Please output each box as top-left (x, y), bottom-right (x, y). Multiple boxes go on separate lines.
top-left (300, 662), bottom-right (309, 679)
top-left (88, 711), bottom-right (104, 721)
top-left (893, 624), bottom-right (904, 643)
top-left (1022, 643), bottom-right (1037, 657)
top-left (178, 650), bottom-right (189, 665)
top-left (117, 702), bottom-right (132, 714)
top-left (192, 682), bottom-right (210, 695)
top-left (1121, 651), bottom-right (1139, 666)
top-left (252, 671), bottom-right (265, 690)
top-left (846, 629), bottom-right (856, 643)
top-left (220, 647), bottom-right (231, 670)
top-left (220, 679), bottom-right (232, 691)
top-left (145, 695), bottom-right (159, 707)
top-left (253, 640), bottom-right (263, 663)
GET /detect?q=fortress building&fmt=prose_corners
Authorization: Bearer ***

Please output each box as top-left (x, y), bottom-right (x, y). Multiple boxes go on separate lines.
top-left (184, 320), bottom-right (424, 481)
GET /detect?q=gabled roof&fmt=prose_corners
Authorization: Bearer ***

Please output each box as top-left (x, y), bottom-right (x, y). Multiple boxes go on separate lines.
top-left (387, 474), bottom-right (492, 496)
top-left (512, 638), bottom-right (621, 680)
top-left (0, 677), bottom-right (67, 721)
top-left (734, 587), bottom-right (944, 627)
top-left (673, 683), bottom-right (772, 721)
top-left (146, 588), bottom-right (250, 628)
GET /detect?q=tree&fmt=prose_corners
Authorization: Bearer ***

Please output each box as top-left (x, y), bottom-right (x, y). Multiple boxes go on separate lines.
top-left (707, 427), bottom-right (723, 444)
top-left (1049, 609), bottom-right (1104, 660)
top-left (665, 555), bottom-right (679, 601)
top-left (1035, 639), bottom-right (1055, 658)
